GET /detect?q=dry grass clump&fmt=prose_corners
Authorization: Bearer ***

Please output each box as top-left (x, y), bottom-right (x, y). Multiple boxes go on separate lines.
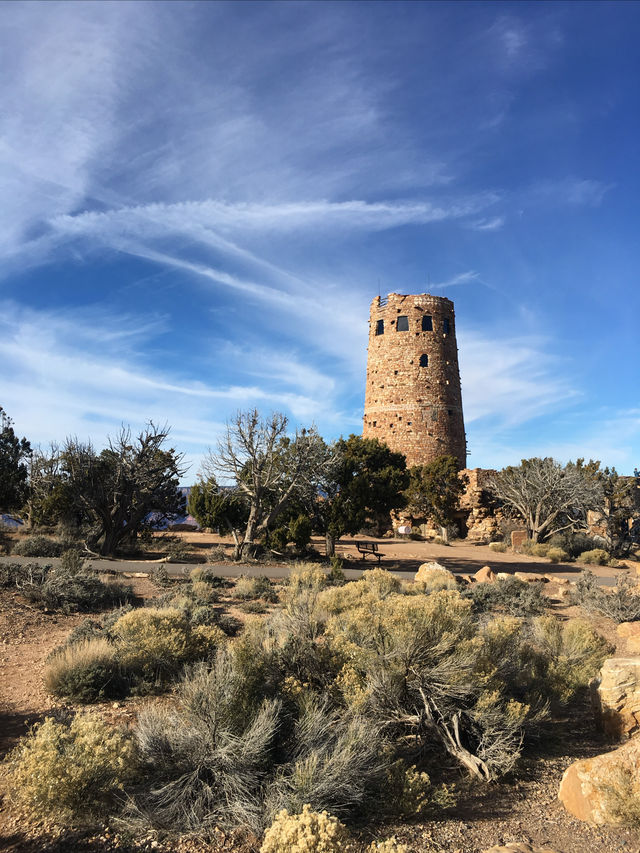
top-left (2, 714), bottom-right (137, 824)
top-left (488, 541), bottom-right (508, 553)
top-left (45, 638), bottom-right (125, 702)
top-left (260, 804), bottom-right (349, 853)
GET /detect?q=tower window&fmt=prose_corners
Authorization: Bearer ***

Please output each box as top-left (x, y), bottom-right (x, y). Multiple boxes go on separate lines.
top-left (419, 354), bottom-right (428, 367)
top-left (422, 315), bottom-right (433, 331)
top-left (375, 319), bottom-right (384, 335)
top-left (443, 317), bottom-right (450, 334)
top-left (396, 315), bottom-right (409, 331)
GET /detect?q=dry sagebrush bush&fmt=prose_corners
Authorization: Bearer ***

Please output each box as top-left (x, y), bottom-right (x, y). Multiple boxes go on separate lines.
top-left (234, 574), bottom-right (278, 602)
top-left (112, 607), bottom-right (223, 679)
top-left (260, 804), bottom-right (349, 853)
top-left (546, 546), bottom-right (570, 563)
top-left (2, 714), bottom-right (137, 823)
top-left (579, 548), bottom-right (614, 566)
top-left (44, 638), bottom-right (125, 702)
top-left (12, 534), bottom-right (63, 557)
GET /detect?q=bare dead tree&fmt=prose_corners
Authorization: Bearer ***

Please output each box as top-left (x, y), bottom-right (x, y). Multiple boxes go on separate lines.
top-left (486, 457), bottom-right (604, 542)
top-left (202, 409), bottom-right (331, 559)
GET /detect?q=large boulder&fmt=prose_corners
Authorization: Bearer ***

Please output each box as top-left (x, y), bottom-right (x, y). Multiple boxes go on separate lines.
top-left (616, 622), bottom-right (640, 654)
top-left (592, 657), bottom-right (640, 740)
top-left (558, 737), bottom-right (640, 824)
top-left (414, 561), bottom-right (457, 591)
top-left (474, 565), bottom-right (497, 583)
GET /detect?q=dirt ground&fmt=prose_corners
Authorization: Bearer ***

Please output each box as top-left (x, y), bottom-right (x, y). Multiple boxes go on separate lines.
top-left (1, 532), bottom-right (639, 852)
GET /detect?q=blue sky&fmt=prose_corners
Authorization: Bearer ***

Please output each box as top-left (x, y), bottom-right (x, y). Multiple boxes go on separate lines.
top-left (1, 0), bottom-right (638, 479)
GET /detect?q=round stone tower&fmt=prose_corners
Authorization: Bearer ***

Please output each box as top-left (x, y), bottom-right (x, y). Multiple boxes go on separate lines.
top-left (362, 292), bottom-right (466, 469)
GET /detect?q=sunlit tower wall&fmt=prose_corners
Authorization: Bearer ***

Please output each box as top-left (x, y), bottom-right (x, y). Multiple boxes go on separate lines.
top-left (362, 292), bottom-right (467, 469)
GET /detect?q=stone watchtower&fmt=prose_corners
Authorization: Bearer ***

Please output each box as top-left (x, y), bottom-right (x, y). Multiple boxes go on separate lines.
top-left (362, 292), bottom-right (466, 469)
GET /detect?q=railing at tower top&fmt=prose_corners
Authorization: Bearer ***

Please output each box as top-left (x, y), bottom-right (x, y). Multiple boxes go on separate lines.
top-left (378, 295), bottom-right (388, 307)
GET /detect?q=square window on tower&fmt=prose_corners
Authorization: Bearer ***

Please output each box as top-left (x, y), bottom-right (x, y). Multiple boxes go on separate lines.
top-left (422, 315), bottom-right (433, 331)
top-left (375, 319), bottom-right (384, 335)
top-left (443, 317), bottom-right (450, 334)
top-left (396, 315), bottom-right (409, 331)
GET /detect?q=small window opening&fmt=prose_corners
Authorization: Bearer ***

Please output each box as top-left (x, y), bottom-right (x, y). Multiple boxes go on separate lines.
top-left (394, 370), bottom-right (398, 375)
top-left (407, 421), bottom-right (412, 426)
top-left (396, 315), bottom-right (409, 331)
top-left (375, 319), bottom-right (384, 336)
top-left (422, 315), bottom-right (433, 331)
top-left (373, 421), bottom-right (377, 427)
top-left (448, 410), bottom-right (452, 415)
top-left (419, 354), bottom-right (428, 367)
top-left (443, 317), bottom-right (450, 334)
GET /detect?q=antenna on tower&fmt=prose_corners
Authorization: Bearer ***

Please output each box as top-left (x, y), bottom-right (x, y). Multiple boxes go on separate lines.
top-left (378, 278), bottom-right (381, 299)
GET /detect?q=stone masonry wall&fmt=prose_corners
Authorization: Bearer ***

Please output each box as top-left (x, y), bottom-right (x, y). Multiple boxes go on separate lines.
top-left (362, 292), bottom-right (466, 469)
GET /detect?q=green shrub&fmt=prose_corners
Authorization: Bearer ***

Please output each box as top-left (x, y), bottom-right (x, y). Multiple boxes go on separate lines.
top-left (466, 575), bottom-right (546, 617)
top-left (2, 714), bottom-right (137, 823)
top-left (579, 548), bottom-right (612, 566)
top-left (489, 542), bottom-right (508, 553)
top-left (12, 535), bottom-right (64, 557)
top-left (289, 515), bottom-right (313, 552)
top-left (45, 639), bottom-right (126, 702)
top-left (546, 546), bottom-right (570, 563)
top-left (260, 804), bottom-right (349, 853)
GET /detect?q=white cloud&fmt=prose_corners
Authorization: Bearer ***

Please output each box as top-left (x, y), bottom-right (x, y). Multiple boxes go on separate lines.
top-left (532, 178), bottom-right (614, 208)
top-left (469, 216), bottom-right (505, 232)
top-left (431, 271), bottom-right (481, 289)
top-left (459, 330), bottom-right (579, 428)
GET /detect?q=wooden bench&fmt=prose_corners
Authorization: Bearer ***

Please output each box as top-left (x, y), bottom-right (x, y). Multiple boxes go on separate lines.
top-left (355, 541), bottom-right (384, 563)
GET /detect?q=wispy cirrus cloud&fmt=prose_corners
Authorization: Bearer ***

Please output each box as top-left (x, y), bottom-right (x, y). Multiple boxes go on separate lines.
top-left (431, 271), bottom-right (482, 289)
top-left (459, 330), bottom-right (579, 429)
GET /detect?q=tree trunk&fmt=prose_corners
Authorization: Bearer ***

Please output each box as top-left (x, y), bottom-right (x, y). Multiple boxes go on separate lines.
top-left (325, 532), bottom-right (336, 557)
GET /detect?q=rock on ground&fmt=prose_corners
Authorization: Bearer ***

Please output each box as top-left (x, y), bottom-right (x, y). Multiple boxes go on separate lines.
top-left (592, 657), bottom-right (640, 740)
top-left (558, 737), bottom-right (640, 825)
